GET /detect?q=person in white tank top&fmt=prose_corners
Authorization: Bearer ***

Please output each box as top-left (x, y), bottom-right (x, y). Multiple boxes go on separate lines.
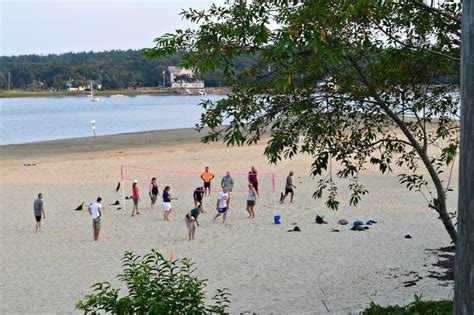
top-left (246, 184), bottom-right (257, 219)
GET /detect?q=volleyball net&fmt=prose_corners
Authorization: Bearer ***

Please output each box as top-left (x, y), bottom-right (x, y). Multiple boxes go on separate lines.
top-left (120, 163), bottom-right (277, 212)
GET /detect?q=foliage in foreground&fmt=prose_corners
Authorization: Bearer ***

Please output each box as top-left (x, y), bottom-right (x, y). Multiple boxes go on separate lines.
top-left (361, 295), bottom-right (453, 315)
top-left (75, 250), bottom-right (230, 314)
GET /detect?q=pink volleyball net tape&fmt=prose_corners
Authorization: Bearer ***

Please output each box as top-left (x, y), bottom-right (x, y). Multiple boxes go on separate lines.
top-left (120, 164), bottom-right (276, 193)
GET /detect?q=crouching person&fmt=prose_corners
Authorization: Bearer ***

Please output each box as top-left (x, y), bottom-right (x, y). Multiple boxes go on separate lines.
top-left (185, 203), bottom-right (203, 241)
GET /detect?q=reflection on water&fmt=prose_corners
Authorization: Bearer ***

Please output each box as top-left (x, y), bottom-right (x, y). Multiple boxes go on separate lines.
top-left (0, 94), bottom-right (225, 145)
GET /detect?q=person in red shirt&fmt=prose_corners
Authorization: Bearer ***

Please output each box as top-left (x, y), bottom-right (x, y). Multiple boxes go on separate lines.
top-left (131, 180), bottom-right (140, 217)
top-left (248, 166), bottom-right (259, 198)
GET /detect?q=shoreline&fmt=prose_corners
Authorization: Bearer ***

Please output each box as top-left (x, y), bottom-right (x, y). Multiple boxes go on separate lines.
top-left (0, 127), bottom-right (212, 160)
top-left (0, 87), bottom-right (231, 98)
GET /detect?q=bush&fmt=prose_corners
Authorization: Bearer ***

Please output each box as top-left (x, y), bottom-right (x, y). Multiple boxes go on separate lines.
top-left (76, 250), bottom-right (230, 314)
top-left (361, 295), bottom-right (453, 315)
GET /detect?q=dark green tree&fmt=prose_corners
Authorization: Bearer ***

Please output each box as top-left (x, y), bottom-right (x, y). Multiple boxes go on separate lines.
top-left (0, 50), bottom-right (260, 90)
top-left (76, 250), bottom-right (230, 314)
top-left (144, 0), bottom-right (461, 243)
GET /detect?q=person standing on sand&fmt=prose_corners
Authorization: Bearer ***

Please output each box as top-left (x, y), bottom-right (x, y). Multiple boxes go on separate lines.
top-left (214, 187), bottom-right (229, 223)
top-left (149, 177), bottom-right (159, 209)
top-left (248, 166), bottom-right (259, 198)
top-left (221, 171), bottom-right (234, 208)
top-left (200, 167), bottom-right (215, 196)
top-left (185, 203), bottom-right (204, 241)
top-left (131, 180), bottom-right (140, 217)
top-left (193, 186), bottom-right (204, 208)
top-left (88, 197), bottom-right (103, 241)
top-left (33, 193), bottom-right (45, 233)
top-left (246, 183), bottom-right (257, 219)
top-left (280, 171), bottom-right (296, 204)
top-left (162, 186), bottom-right (177, 221)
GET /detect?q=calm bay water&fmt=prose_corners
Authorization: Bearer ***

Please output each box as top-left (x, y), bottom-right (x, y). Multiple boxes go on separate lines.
top-left (0, 94), bottom-right (225, 145)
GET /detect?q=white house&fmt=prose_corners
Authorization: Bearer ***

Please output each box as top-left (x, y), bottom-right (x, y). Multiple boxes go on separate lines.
top-left (166, 66), bottom-right (205, 88)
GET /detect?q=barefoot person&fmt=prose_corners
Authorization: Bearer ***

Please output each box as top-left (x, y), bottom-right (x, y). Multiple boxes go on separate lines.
top-left (246, 183), bottom-right (257, 219)
top-left (193, 186), bottom-right (204, 208)
top-left (200, 167), bottom-right (215, 196)
top-left (33, 193), bottom-right (46, 233)
top-left (131, 180), bottom-right (140, 216)
top-left (280, 171), bottom-right (296, 203)
top-left (88, 197), bottom-right (103, 241)
top-left (221, 171), bottom-right (234, 208)
top-left (214, 187), bottom-right (229, 223)
top-left (162, 186), bottom-right (177, 221)
top-left (248, 166), bottom-right (259, 198)
top-left (185, 203), bottom-right (203, 241)
top-left (149, 177), bottom-right (159, 209)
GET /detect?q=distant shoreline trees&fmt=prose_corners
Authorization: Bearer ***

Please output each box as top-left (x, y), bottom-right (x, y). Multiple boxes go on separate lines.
top-left (0, 49), bottom-right (259, 90)
top-left (0, 48), bottom-right (457, 91)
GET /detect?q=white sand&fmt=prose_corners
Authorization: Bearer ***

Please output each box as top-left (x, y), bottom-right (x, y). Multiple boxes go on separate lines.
top-left (0, 130), bottom-right (455, 314)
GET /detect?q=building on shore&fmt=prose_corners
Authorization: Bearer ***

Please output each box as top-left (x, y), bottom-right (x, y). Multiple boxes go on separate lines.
top-left (166, 66), bottom-right (204, 88)
top-left (66, 79), bottom-right (87, 91)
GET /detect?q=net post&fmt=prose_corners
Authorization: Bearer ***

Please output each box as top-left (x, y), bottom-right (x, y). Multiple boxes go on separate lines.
top-left (272, 173), bottom-right (277, 216)
top-left (120, 163), bottom-right (127, 213)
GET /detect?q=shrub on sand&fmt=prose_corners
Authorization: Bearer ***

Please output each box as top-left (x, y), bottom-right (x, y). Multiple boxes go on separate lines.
top-left (76, 250), bottom-right (230, 314)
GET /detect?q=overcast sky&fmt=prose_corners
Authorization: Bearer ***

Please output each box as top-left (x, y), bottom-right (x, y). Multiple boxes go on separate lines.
top-left (1, 0), bottom-right (221, 56)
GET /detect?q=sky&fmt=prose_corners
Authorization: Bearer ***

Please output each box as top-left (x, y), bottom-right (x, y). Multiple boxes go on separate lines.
top-left (0, 0), bottom-right (221, 56)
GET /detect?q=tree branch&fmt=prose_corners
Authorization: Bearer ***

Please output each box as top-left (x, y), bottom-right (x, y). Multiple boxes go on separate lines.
top-left (372, 19), bottom-right (460, 62)
top-left (366, 138), bottom-right (413, 148)
top-left (411, 0), bottom-right (461, 24)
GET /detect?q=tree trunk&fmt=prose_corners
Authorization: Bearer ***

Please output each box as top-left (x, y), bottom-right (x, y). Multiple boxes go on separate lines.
top-left (349, 56), bottom-right (458, 243)
top-left (417, 149), bottom-right (458, 244)
top-left (454, 1), bottom-right (474, 314)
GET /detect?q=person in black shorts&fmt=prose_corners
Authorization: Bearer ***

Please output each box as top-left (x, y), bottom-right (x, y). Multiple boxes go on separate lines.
top-left (200, 167), bottom-right (215, 196)
top-left (280, 171), bottom-right (296, 203)
top-left (193, 186), bottom-right (204, 208)
top-left (248, 166), bottom-right (259, 198)
top-left (33, 193), bottom-right (46, 233)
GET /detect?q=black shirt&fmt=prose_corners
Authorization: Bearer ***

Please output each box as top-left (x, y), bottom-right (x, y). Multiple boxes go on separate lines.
top-left (151, 183), bottom-right (158, 195)
top-left (193, 187), bottom-right (204, 200)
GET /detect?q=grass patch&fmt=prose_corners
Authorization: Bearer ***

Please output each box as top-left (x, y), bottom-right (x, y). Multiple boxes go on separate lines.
top-left (361, 295), bottom-right (452, 314)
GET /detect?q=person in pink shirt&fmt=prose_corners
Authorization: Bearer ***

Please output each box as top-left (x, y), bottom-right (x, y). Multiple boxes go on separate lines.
top-left (131, 180), bottom-right (140, 217)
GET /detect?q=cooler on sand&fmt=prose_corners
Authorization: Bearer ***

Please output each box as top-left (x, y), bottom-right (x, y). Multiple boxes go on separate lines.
top-left (274, 215), bottom-right (281, 224)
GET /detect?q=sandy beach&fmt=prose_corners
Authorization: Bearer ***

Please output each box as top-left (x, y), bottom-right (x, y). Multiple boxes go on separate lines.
top-left (0, 128), bottom-right (455, 314)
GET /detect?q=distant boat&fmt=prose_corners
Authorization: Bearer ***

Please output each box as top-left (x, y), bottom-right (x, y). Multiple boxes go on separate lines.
top-left (199, 89), bottom-right (207, 95)
top-left (109, 94), bottom-right (124, 98)
top-left (90, 80), bottom-right (100, 102)
top-left (183, 89), bottom-right (193, 95)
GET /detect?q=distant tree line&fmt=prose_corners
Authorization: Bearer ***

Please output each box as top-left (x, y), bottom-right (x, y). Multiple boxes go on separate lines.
top-left (0, 49), bottom-right (260, 90)
top-left (0, 49), bottom-right (457, 91)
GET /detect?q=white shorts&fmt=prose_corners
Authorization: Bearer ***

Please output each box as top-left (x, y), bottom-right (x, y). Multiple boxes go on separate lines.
top-left (185, 217), bottom-right (195, 230)
top-left (163, 202), bottom-right (172, 212)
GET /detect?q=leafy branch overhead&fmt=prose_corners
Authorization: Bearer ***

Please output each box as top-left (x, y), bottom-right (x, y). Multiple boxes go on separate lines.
top-left (145, 0), bottom-right (461, 243)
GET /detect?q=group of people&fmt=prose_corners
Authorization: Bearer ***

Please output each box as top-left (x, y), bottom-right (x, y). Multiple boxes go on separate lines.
top-left (33, 167), bottom-right (296, 242)
top-left (128, 166), bottom-right (260, 240)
